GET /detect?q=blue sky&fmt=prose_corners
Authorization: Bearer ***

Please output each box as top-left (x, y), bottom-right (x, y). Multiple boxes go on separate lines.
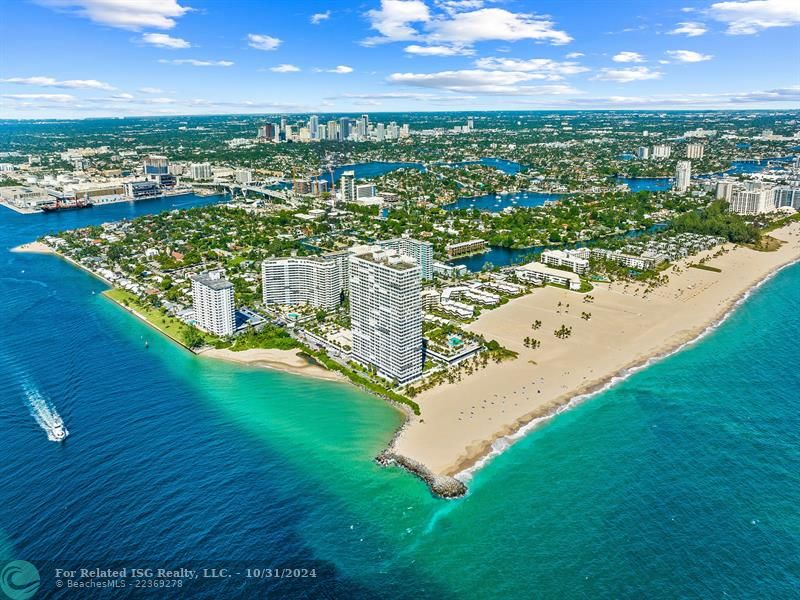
top-left (0, 0), bottom-right (798, 117)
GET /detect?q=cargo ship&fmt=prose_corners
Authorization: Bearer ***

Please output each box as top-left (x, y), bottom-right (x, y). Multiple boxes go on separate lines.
top-left (41, 197), bottom-right (92, 213)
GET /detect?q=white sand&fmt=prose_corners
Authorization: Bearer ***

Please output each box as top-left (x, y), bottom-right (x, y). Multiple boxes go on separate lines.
top-left (11, 241), bottom-right (54, 254)
top-left (199, 347), bottom-right (344, 382)
top-left (392, 222), bottom-right (800, 477)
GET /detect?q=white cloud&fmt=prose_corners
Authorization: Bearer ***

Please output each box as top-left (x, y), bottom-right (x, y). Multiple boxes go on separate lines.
top-left (668, 21), bottom-right (708, 36)
top-left (158, 59), bottom-right (234, 67)
top-left (36, 0), bottom-right (190, 30)
top-left (270, 64), bottom-right (301, 72)
top-left (666, 49), bottom-right (713, 62)
top-left (612, 51), bottom-right (645, 63)
top-left (140, 32), bottom-right (191, 48)
top-left (473, 57), bottom-right (589, 79)
top-left (138, 87), bottom-right (163, 94)
top-left (310, 10), bottom-right (331, 24)
top-left (363, 1), bottom-right (572, 46)
top-left (2, 93), bottom-right (77, 102)
top-left (726, 85), bottom-right (800, 102)
top-left (568, 85), bottom-right (800, 107)
top-left (428, 8), bottom-right (572, 45)
top-left (331, 91), bottom-right (477, 102)
top-left (247, 34), bottom-right (281, 51)
top-left (0, 76), bottom-right (115, 90)
top-left (404, 43), bottom-right (474, 55)
top-left (708, 0), bottom-right (800, 34)
top-left (365, 0), bottom-right (431, 43)
top-left (388, 69), bottom-right (579, 94)
top-left (435, 0), bottom-right (485, 14)
top-left (327, 65), bottom-right (354, 74)
top-left (593, 66), bottom-right (662, 82)
top-left (565, 52), bottom-right (584, 58)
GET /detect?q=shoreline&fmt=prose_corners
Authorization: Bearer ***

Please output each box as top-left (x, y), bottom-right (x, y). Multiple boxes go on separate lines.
top-left (15, 225), bottom-right (800, 498)
top-left (12, 242), bottom-right (346, 383)
top-left (389, 221), bottom-right (800, 494)
top-left (10, 241), bottom-right (54, 253)
top-left (198, 347), bottom-right (345, 382)
top-left (453, 253), bottom-right (800, 484)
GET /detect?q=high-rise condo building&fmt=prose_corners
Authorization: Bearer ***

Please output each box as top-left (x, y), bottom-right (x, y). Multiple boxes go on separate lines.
top-left (189, 162), bottom-right (213, 180)
top-left (716, 179), bottom-right (735, 200)
top-left (349, 247), bottom-right (422, 384)
top-left (143, 155), bottom-right (169, 176)
top-left (235, 169), bottom-right (253, 184)
top-left (675, 160), bottom-right (691, 192)
top-left (773, 185), bottom-right (800, 209)
top-left (651, 145), bottom-right (671, 159)
top-left (261, 257), bottom-right (341, 311)
top-left (339, 117), bottom-right (351, 141)
top-left (309, 115), bottom-right (319, 140)
top-left (327, 120), bottom-right (338, 140)
top-left (191, 271), bottom-right (235, 337)
top-left (339, 170), bottom-right (356, 203)
top-left (728, 185), bottom-right (776, 215)
top-left (377, 237), bottom-right (434, 280)
top-left (636, 146), bottom-right (649, 159)
top-left (257, 123), bottom-right (278, 141)
top-left (686, 143), bottom-right (704, 159)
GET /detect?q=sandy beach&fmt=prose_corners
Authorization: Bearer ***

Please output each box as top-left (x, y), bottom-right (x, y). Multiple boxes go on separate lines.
top-left (199, 347), bottom-right (345, 382)
top-left (391, 221), bottom-right (800, 480)
top-left (11, 241), bottom-right (54, 254)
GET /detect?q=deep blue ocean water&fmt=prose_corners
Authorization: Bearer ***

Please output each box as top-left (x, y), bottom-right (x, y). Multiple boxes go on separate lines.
top-left (1, 194), bottom-right (798, 598)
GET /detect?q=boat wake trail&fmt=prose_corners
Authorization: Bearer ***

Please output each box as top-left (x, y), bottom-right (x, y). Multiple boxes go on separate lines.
top-left (24, 384), bottom-right (68, 442)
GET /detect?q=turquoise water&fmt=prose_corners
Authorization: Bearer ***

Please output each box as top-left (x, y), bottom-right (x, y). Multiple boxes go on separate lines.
top-left (0, 194), bottom-right (798, 597)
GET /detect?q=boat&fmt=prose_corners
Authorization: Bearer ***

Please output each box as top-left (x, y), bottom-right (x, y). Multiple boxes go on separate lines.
top-left (49, 418), bottom-right (68, 442)
top-left (41, 197), bottom-right (92, 213)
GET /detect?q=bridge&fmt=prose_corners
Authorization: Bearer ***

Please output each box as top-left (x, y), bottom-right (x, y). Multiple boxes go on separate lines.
top-left (192, 181), bottom-right (290, 202)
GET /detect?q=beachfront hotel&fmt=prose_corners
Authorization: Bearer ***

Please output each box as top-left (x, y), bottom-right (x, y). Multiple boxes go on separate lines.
top-left (191, 271), bottom-right (235, 337)
top-left (262, 256), bottom-right (342, 310)
top-left (515, 262), bottom-right (582, 291)
top-left (540, 249), bottom-right (589, 275)
top-left (377, 236), bottom-right (434, 280)
top-left (349, 246), bottom-right (423, 385)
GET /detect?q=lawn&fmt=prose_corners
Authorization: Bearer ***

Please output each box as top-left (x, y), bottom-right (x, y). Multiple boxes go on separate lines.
top-left (103, 288), bottom-right (215, 348)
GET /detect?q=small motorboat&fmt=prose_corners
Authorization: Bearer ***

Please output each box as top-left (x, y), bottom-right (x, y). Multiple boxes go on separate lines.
top-left (50, 418), bottom-right (68, 442)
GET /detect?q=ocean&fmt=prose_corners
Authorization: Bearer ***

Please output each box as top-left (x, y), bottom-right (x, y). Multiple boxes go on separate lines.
top-left (0, 195), bottom-right (798, 598)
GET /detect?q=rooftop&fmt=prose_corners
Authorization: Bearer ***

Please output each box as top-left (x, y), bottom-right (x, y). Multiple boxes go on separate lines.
top-left (191, 271), bottom-right (233, 290)
top-left (516, 261), bottom-right (581, 283)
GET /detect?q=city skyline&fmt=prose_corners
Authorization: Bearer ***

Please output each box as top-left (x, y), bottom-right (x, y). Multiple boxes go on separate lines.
top-left (1, 0), bottom-right (798, 118)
